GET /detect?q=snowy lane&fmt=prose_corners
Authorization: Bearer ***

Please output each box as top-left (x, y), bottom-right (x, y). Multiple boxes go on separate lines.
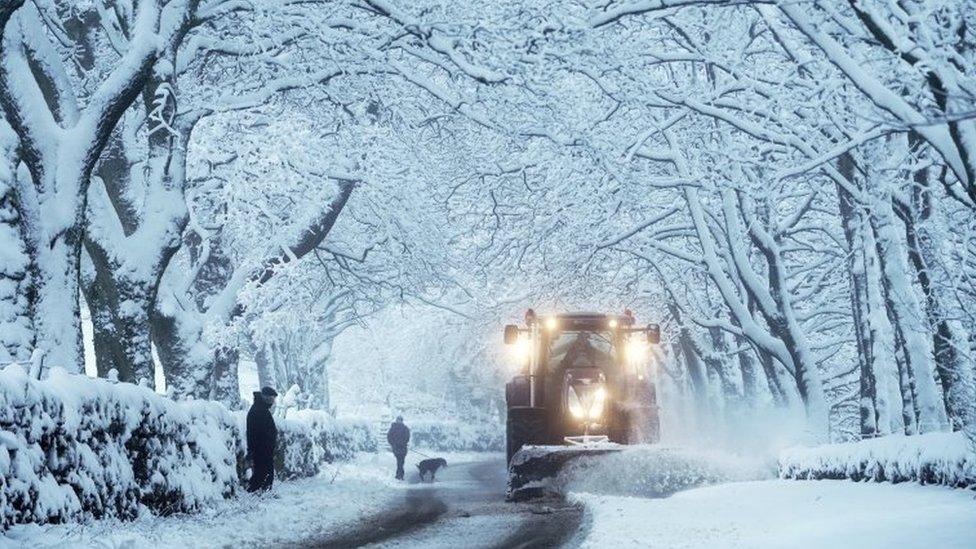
top-left (574, 479), bottom-right (976, 548)
top-left (1, 452), bottom-right (582, 549)
top-left (9, 448), bottom-right (975, 549)
top-left (300, 455), bottom-right (583, 549)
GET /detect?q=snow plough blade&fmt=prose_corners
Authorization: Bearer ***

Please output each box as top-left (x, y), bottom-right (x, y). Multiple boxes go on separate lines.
top-left (506, 444), bottom-right (623, 501)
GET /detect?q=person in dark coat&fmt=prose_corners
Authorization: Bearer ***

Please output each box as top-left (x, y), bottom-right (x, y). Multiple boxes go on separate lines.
top-left (387, 416), bottom-right (410, 480)
top-left (247, 386), bottom-right (278, 492)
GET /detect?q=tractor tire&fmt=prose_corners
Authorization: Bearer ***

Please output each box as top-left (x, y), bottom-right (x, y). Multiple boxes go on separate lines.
top-left (506, 407), bottom-right (548, 463)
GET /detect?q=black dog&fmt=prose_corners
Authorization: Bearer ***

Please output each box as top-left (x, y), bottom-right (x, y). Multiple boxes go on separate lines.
top-left (416, 458), bottom-right (448, 482)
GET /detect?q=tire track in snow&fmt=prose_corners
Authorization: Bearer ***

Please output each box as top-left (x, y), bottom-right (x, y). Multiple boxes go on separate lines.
top-left (293, 457), bottom-right (582, 548)
top-left (293, 487), bottom-right (448, 548)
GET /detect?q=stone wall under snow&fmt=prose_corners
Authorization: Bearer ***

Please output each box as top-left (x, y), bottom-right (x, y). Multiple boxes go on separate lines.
top-left (0, 365), bottom-right (373, 529)
top-left (779, 432), bottom-right (976, 489)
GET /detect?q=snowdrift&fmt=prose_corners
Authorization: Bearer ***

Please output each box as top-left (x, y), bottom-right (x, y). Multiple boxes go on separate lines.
top-left (779, 432), bottom-right (976, 489)
top-left (517, 445), bottom-right (773, 499)
top-left (0, 365), bottom-right (373, 529)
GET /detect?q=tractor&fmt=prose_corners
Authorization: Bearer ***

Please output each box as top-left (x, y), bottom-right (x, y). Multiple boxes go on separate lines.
top-left (503, 309), bottom-right (661, 500)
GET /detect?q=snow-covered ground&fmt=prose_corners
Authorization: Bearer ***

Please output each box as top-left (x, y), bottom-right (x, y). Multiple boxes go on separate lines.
top-left (1, 451), bottom-right (502, 549)
top-left (574, 480), bottom-right (976, 548)
top-left (2, 452), bottom-right (406, 549)
top-left (9, 446), bottom-right (976, 549)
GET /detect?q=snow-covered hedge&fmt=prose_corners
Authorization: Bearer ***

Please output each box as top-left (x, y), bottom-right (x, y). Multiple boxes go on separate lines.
top-left (0, 365), bottom-right (239, 528)
top-left (779, 432), bottom-right (976, 489)
top-left (408, 419), bottom-right (504, 452)
top-left (0, 366), bottom-right (375, 530)
top-left (266, 410), bottom-right (376, 479)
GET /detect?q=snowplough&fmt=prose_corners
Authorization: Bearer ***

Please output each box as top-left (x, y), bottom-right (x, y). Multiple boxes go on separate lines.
top-left (503, 310), bottom-right (661, 500)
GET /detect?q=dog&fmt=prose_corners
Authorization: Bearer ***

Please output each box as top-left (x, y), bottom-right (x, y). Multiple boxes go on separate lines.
top-left (416, 457), bottom-right (448, 482)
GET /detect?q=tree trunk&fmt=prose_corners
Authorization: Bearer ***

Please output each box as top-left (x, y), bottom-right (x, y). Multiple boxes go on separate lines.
top-left (896, 142), bottom-right (975, 434)
top-left (667, 302), bottom-right (712, 423)
top-left (835, 155), bottom-right (880, 437)
top-left (155, 230), bottom-right (234, 402)
top-left (299, 339), bottom-right (333, 410)
top-left (0, 129), bottom-right (33, 363)
top-left (759, 350), bottom-right (791, 407)
top-left (252, 340), bottom-right (276, 391)
top-left (81, 245), bottom-right (158, 386)
top-left (32, 210), bottom-right (84, 372)
top-left (271, 341), bottom-right (292, 391)
top-left (0, 3), bottom-right (162, 373)
top-left (729, 191), bottom-right (828, 431)
top-left (745, 296), bottom-right (792, 408)
top-left (892, 322), bottom-right (919, 434)
top-left (861, 212), bottom-right (902, 434)
top-left (869, 195), bottom-right (947, 432)
top-left (899, 208), bottom-right (973, 431)
top-left (679, 332), bottom-right (712, 425)
top-left (81, 59), bottom-right (189, 387)
top-left (151, 301), bottom-right (210, 398)
top-left (211, 346), bottom-right (241, 407)
top-left (735, 338), bottom-right (762, 405)
top-left (707, 326), bottom-right (743, 406)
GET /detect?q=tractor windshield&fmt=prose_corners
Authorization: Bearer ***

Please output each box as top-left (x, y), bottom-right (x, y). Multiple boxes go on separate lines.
top-left (545, 330), bottom-right (616, 371)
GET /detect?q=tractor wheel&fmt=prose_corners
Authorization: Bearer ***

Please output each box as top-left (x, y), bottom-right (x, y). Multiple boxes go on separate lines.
top-left (506, 407), bottom-right (548, 463)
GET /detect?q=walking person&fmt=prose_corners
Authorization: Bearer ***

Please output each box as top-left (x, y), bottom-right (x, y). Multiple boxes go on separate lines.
top-left (387, 415), bottom-right (410, 480)
top-left (247, 386), bottom-right (278, 492)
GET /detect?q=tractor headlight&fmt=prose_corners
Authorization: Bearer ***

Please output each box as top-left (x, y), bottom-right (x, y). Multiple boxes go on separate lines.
top-left (590, 386), bottom-right (606, 420)
top-left (568, 389), bottom-right (584, 418)
top-left (567, 383), bottom-right (607, 421)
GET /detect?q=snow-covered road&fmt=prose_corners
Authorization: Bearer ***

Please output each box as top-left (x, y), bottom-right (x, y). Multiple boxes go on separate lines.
top-left (2, 453), bottom-right (581, 549)
top-left (301, 455), bottom-right (582, 548)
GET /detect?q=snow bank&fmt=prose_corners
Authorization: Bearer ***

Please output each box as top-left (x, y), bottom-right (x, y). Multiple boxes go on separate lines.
top-left (408, 419), bottom-right (504, 452)
top-left (511, 444), bottom-right (774, 500)
top-left (573, 480), bottom-right (976, 548)
top-left (0, 365), bottom-right (375, 530)
top-left (779, 432), bottom-right (976, 489)
top-left (556, 445), bottom-right (773, 497)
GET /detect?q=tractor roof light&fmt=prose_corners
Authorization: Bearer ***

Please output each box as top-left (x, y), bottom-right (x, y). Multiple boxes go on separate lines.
top-left (512, 335), bottom-right (531, 366)
top-left (608, 318), bottom-right (618, 329)
top-left (627, 338), bottom-right (647, 364)
top-left (545, 317), bottom-right (558, 331)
